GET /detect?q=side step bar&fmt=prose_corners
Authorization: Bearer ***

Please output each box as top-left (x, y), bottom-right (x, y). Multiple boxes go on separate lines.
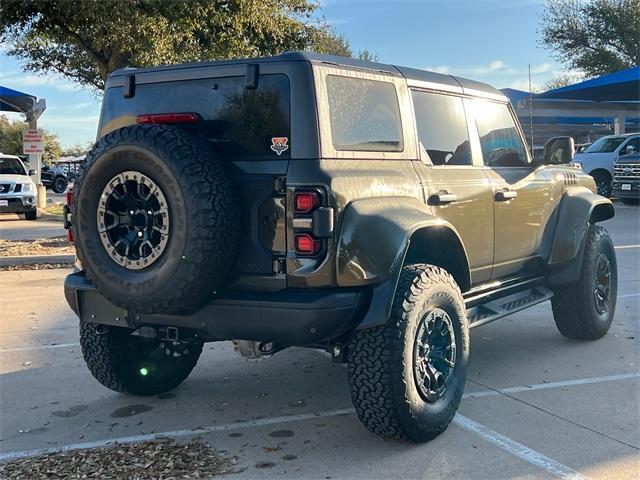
top-left (466, 285), bottom-right (553, 329)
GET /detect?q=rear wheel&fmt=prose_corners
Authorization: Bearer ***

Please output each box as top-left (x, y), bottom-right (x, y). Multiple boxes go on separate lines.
top-left (80, 321), bottom-right (203, 395)
top-left (52, 176), bottom-right (68, 194)
top-left (551, 225), bottom-right (617, 340)
top-left (348, 264), bottom-right (468, 442)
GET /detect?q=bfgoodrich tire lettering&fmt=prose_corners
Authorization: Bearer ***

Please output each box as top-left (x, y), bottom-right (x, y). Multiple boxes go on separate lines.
top-left (73, 124), bottom-right (239, 314)
top-left (348, 264), bottom-right (469, 442)
top-left (551, 224), bottom-right (617, 340)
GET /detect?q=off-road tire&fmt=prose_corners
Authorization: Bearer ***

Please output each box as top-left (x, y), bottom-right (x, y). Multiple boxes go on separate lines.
top-left (52, 176), bottom-right (68, 194)
top-left (24, 209), bottom-right (37, 220)
top-left (551, 224), bottom-right (617, 340)
top-left (80, 321), bottom-right (203, 396)
top-left (73, 124), bottom-right (239, 314)
top-left (591, 171), bottom-right (612, 198)
top-left (348, 264), bottom-right (469, 442)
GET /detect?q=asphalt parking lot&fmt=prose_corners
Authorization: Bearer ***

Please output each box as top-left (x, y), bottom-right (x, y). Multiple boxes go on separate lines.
top-left (0, 204), bottom-right (638, 479)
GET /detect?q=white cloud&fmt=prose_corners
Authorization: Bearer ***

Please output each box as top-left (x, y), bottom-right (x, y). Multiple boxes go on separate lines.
top-left (530, 63), bottom-right (553, 74)
top-left (509, 78), bottom-right (542, 92)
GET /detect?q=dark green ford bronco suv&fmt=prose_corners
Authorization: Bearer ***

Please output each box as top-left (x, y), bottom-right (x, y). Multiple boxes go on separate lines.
top-left (64, 52), bottom-right (617, 442)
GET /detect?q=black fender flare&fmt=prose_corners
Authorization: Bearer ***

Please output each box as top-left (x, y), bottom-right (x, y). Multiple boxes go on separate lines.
top-left (546, 187), bottom-right (614, 285)
top-left (335, 196), bottom-right (470, 329)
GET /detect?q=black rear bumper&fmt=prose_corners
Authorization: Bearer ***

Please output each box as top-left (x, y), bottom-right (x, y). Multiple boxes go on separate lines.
top-left (64, 272), bottom-right (369, 345)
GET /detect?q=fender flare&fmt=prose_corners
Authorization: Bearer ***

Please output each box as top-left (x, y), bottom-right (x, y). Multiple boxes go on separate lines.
top-left (335, 196), bottom-right (470, 329)
top-left (546, 187), bottom-right (614, 285)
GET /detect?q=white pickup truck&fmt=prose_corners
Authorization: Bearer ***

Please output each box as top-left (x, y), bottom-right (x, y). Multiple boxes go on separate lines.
top-left (0, 153), bottom-right (38, 220)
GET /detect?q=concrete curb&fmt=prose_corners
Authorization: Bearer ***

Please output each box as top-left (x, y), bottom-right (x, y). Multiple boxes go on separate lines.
top-left (0, 254), bottom-right (75, 266)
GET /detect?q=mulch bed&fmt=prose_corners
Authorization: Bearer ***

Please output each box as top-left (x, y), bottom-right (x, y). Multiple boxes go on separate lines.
top-left (0, 438), bottom-right (236, 479)
top-left (0, 237), bottom-right (74, 258)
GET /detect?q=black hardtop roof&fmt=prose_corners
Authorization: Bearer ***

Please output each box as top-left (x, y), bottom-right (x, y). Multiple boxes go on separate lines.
top-left (111, 51), bottom-right (503, 98)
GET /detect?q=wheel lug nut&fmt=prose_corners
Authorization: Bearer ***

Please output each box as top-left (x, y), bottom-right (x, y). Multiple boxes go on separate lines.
top-left (129, 210), bottom-right (134, 215)
top-left (137, 231), bottom-right (143, 237)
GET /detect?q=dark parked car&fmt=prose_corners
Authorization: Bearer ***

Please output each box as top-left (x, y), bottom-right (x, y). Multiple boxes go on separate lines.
top-left (64, 52), bottom-right (616, 443)
top-left (612, 153), bottom-right (640, 205)
top-left (41, 163), bottom-right (69, 193)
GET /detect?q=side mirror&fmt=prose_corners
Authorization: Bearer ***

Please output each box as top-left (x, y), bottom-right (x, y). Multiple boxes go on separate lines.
top-left (28, 169), bottom-right (36, 176)
top-left (623, 145), bottom-right (637, 156)
top-left (543, 136), bottom-right (575, 165)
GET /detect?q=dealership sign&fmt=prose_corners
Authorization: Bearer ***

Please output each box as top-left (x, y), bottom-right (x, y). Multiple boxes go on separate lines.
top-left (22, 129), bottom-right (44, 154)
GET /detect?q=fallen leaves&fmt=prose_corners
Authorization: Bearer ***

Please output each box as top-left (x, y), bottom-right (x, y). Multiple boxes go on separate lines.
top-left (0, 438), bottom-right (235, 479)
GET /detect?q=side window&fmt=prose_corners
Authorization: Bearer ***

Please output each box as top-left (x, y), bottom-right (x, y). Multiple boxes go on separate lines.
top-left (411, 90), bottom-right (471, 166)
top-left (326, 75), bottom-right (403, 152)
top-left (471, 99), bottom-right (528, 167)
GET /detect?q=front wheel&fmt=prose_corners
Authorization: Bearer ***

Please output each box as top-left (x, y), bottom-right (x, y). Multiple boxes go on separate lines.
top-left (24, 209), bottom-right (37, 220)
top-left (348, 264), bottom-right (469, 442)
top-left (80, 321), bottom-right (203, 395)
top-left (551, 225), bottom-right (617, 340)
top-left (591, 171), bottom-right (612, 198)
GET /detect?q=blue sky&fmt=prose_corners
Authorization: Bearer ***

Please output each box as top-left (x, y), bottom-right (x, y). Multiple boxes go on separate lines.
top-left (0, 0), bottom-right (561, 148)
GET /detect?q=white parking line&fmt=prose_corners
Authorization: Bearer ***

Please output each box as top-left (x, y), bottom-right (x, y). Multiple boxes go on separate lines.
top-left (0, 408), bottom-right (355, 462)
top-left (453, 414), bottom-right (587, 479)
top-left (3, 371), bottom-right (637, 474)
top-left (0, 343), bottom-right (79, 353)
top-left (463, 372), bottom-right (639, 399)
top-left (615, 244), bottom-right (640, 250)
top-left (618, 293), bottom-right (640, 299)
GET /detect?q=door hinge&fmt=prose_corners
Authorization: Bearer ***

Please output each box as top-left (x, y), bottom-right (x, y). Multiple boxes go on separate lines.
top-left (273, 258), bottom-right (287, 274)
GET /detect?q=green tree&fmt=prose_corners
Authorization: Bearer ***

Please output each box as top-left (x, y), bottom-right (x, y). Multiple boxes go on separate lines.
top-left (357, 49), bottom-right (379, 62)
top-left (540, 0), bottom-right (640, 77)
top-left (0, 115), bottom-right (62, 163)
top-left (61, 142), bottom-right (94, 157)
top-left (0, 0), bottom-right (352, 91)
top-left (541, 71), bottom-right (585, 91)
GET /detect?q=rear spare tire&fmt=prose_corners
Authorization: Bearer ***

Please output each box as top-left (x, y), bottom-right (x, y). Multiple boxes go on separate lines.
top-left (73, 124), bottom-right (239, 314)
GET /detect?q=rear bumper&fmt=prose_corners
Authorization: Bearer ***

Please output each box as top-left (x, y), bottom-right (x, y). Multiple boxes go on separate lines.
top-left (64, 271), bottom-right (370, 345)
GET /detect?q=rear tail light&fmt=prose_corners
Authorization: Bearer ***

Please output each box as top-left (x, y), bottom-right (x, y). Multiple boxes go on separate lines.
top-left (136, 113), bottom-right (199, 125)
top-left (294, 191), bottom-right (320, 213)
top-left (295, 233), bottom-right (321, 255)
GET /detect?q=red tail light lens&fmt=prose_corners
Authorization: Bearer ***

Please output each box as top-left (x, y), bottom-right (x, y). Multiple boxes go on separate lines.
top-left (65, 188), bottom-right (74, 243)
top-left (295, 233), bottom-right (321, 255)
top-left (136, 113), bottom-right (199, 124)
top-left (294, 191), bottom-right (320, 213)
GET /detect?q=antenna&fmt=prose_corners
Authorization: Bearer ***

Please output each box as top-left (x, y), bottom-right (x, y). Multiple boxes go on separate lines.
top-left (528, 64), bottom-right (534, 153)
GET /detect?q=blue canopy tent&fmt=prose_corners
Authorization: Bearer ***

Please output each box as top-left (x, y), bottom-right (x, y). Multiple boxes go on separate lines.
top-left (0, 85), bottom-right (47, 205)
top-left (0, 85), bottom-right (37, 114)
top-left (504, 67), bottom-right (639, 146)
top-left (537, 66), bottom-right (640, 102)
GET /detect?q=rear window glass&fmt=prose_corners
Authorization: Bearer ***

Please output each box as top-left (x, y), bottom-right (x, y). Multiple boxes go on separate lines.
top-left (411, 90), bottom-right (471, 166)
top-left (326, 75), bottom-right (403, 152)
top-left (101, 74), bottom-right (290, 159)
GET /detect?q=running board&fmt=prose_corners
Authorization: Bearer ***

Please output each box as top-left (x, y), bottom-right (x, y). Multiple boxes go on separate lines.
top-left (466, 285), bottom-right (553, 329)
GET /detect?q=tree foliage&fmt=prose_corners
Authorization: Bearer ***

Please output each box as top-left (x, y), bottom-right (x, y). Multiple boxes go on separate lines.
top-left (0, 115), bottom-right (62, 163)
top-left (0, 0), bottom-right (352, 91)
top-left (541, 71), bottom-right (585, 91)
top-left (540, 0), bottom-right (640, 77)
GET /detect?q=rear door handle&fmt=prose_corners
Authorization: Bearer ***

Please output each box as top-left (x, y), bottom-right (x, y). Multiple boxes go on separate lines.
top-left (429, 192), bottom-right (458, 205)
top-left (495, 190), bottom-right (518, 201)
